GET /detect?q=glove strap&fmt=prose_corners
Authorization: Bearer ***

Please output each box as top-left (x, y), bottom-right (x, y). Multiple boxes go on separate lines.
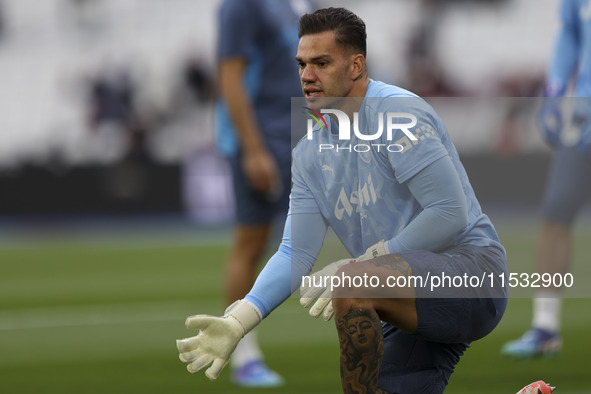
top-left (358, 240), bottom-right (390, 262)
top-left (225, 300), bottom-right (262, 335)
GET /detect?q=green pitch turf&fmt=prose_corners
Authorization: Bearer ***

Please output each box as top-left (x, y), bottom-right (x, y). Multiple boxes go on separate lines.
top-left (0, 221), bottom-right (589, 393)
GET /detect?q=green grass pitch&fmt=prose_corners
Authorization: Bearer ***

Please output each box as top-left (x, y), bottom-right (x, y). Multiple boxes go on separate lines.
top-left (0, 222), bottom-right (589, 393)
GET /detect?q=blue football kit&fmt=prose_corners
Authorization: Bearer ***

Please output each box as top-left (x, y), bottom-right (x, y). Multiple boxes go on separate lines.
top-left (245, 80), bottom-right (508, 392)
top-left (500, 0), bottom-right (591, 363)
top-left (541, 0), bottom-right (591, 225)
top-left (215, 0), bottom-right (313, 224)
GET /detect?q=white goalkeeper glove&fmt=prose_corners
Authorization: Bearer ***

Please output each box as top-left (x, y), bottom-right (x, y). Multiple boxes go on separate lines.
top-left (300, 241), bottom-right (389, 322)
top-left (300, 258), bottom-right (353, 321)
top-left (357, 240), bottom-right (389, 262)
top-left (176, 300), bottom-right (261, 380)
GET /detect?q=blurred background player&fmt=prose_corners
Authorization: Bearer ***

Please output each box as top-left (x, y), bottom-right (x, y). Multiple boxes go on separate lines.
top-left (215, 0), bottom-right (313, 387)
top-left (502, 0), bottom-right (591, 359)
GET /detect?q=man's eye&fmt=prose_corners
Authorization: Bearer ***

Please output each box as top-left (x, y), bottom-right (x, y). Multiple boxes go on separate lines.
top-left (298, 62), bottom-right (306, 69)
top-left (318, 62), bottom-right (327, 67)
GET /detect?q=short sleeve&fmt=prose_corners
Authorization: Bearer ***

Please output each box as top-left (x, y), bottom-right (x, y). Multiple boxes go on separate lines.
top-left (376, 99), bottom-right (448, 184)
top-left (218, 0), bottom-right (259, 60)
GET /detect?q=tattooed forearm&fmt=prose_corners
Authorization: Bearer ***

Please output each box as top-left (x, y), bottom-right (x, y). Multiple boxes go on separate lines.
top-left (371, 253), bottom-right (412, 276)
top-left (336, 306), bottom-right (386, 394)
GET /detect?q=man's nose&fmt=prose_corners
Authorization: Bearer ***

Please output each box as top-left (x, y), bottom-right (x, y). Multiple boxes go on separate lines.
top-left (301, 65), bottom-right (316, 82)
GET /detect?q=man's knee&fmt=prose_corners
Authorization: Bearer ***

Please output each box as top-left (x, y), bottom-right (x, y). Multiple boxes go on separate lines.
top-left (332, 258), bottom-right (414, 299)
top-left (332, 295), bottom-right (417, 334)
top-left (331, 263), bottom-right (376, 300)
top-left (332, 297), bottom-right (371, 317)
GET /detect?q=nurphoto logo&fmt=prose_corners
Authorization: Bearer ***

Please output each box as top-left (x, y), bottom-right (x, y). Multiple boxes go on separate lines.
top-left (304, 108), bottom-right (418, 153)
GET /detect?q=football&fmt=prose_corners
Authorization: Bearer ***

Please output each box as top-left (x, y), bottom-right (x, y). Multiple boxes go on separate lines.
top-left (516, 380), bottom-right (555, 394)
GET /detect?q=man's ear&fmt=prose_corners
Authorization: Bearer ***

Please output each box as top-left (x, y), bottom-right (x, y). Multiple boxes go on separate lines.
top-left (350, 54), bottom-right (366, 80)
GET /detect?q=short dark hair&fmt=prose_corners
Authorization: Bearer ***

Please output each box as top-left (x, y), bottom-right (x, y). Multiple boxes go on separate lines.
top-left (298, 7), bottom-right (367, 58)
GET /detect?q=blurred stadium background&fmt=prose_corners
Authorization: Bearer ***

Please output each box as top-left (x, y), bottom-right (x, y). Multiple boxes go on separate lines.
top-left (0, 0), bottom-right (590, 393)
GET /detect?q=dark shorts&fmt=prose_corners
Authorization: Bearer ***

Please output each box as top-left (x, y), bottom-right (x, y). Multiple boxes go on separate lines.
top-left (377, 245), bottom-right (508, 393)
top-left (541, 146), bottom-right (591, 226)
top-left (228, 152), bottom-right (291, 225)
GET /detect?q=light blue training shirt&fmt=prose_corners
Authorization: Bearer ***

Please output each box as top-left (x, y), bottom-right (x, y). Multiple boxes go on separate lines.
top-left (245, 80), bottom-right (504, 317)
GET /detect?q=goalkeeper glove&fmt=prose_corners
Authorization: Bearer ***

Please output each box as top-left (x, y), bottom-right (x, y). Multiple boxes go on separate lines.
top-left (538, 84), bottom-right (565, 148)
top-left (176, 300), bottom-right (261, 380)
top-left (300, 241), bottom-right (389, 322)
top-left (356, 240), bottom-right (389, 262)
top-left (300, 258), bottom-right (353, 321)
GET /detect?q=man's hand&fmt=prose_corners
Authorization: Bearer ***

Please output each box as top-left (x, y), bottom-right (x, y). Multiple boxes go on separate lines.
top-left (300, 241), bottom-right (389, 321)
top-left (243, 149), bottom-right (280, 198)
top-left (538, 98), bottom-right (563, 148)
top-left (538, 85), bottom-right (566, 148)
top-left (300, 258), bottom-right (353, 321)
top-left (176, 300), bottom-right (261, 380)
top-left (218, 58), bottom-right (281, 198)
